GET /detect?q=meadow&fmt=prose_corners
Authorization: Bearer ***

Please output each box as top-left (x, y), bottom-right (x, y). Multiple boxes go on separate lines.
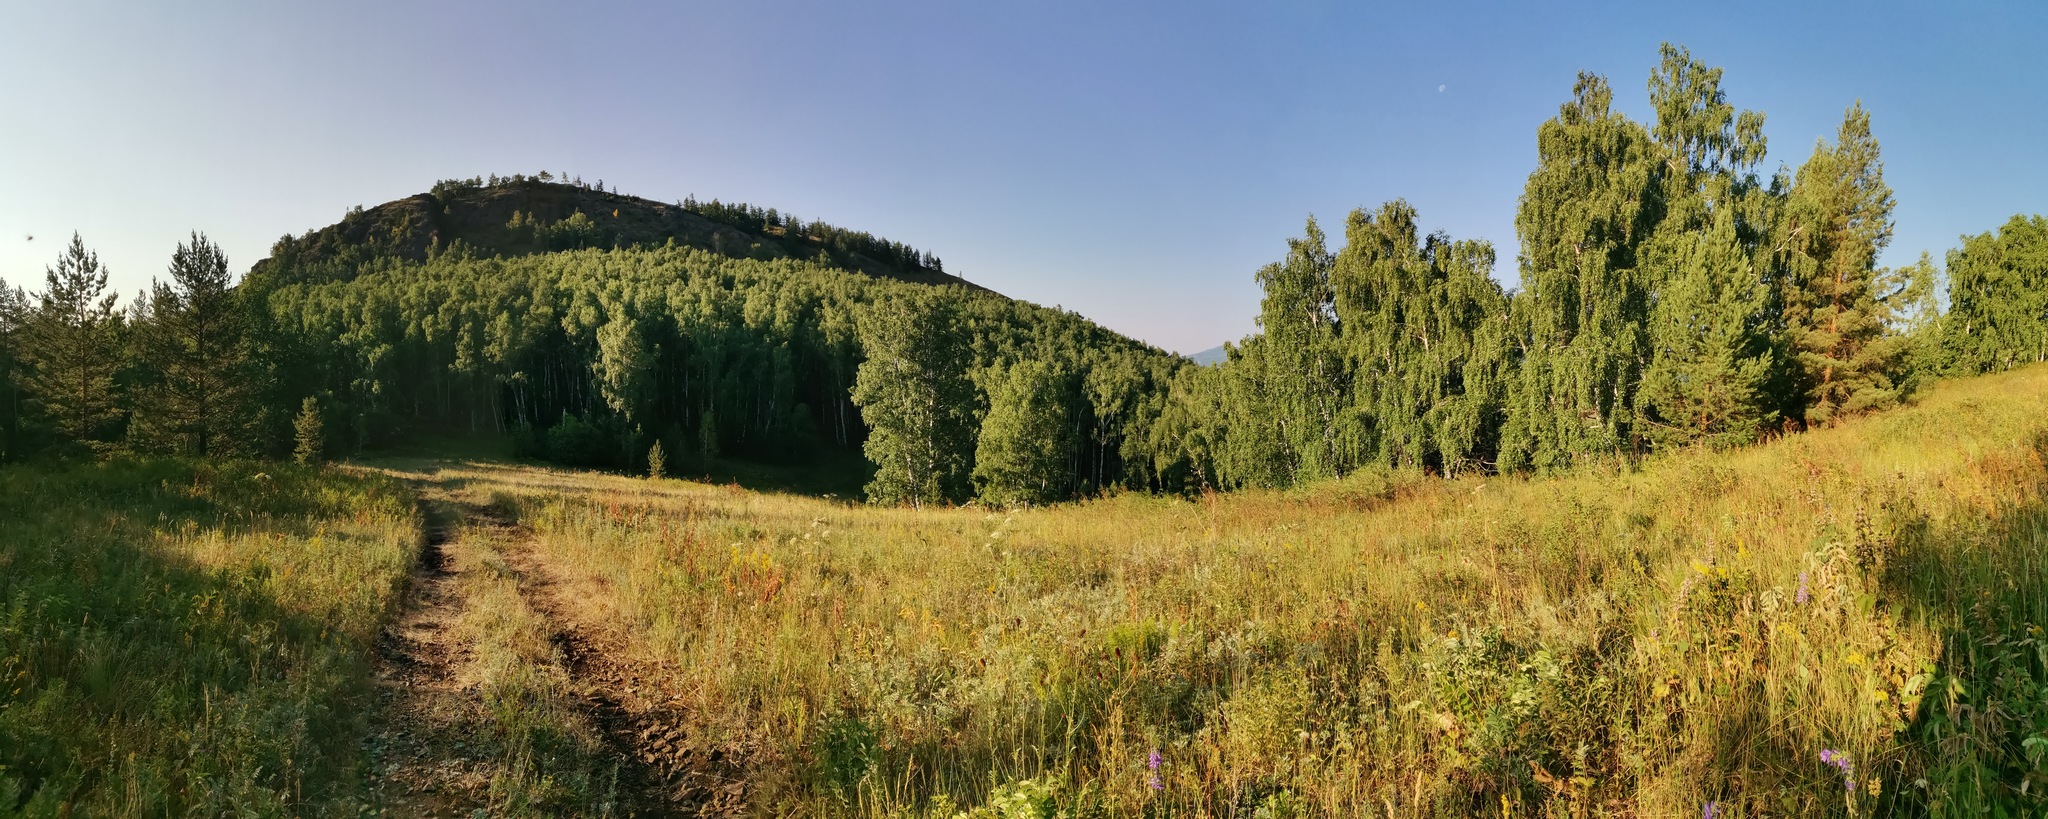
top-left (3, 367), bottom-right (2046, 817)
top-left (0, 459), bottom-right (418, 815)
top-left (431, 364), bottom-right (2048, 817)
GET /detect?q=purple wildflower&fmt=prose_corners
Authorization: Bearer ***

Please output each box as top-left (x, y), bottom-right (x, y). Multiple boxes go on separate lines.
top-left (1703, 801), bottom-right (1718, 819)
top-left (1819, 749), bottom-right (1853, 791)
top-left (1147, 748), bottom-right (1164, 791)
top-left (1796, 572), bottom-right (1810, 605)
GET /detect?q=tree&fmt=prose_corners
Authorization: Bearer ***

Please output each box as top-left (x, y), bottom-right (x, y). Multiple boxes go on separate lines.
top-left (1333, 201), bottom-right (1511, 475)
top-left (852, 290), bottom-right (976, 507)
top-left (1632, 44), bottom-right (1778, 449)
top-left (1778, 104), bottom-right (1901, 425)
top-left (1943, 215), bottom-right (2048, 375)
top-left (1499, 72), bottom-right (1660, 472)
top-left (0, 282), bottom-right (27, 461)
top-left (131, 232), bottom-right (257, 456)
top-left (1248, 217), bottom-right (1351, 482)
top-left (647, 439), bottom-right (667, 480)
top-left (1635, 206), bottom-right (1776, 449)
top-left (22, 234), bottom-right (123, 444)
top-left (293, 396), bottom-right (325, 465)
top-left (973, 359), bottom-right (1076, 505)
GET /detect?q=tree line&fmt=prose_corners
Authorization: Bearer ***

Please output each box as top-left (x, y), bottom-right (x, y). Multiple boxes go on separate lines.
top-left (2, 44), bottom-right (2044, 507)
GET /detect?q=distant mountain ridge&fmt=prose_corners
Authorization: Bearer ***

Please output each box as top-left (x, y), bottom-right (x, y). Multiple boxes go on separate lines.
top-left (248, 175), bottom-right (990, 293)
top-left (1190, 344), bottom-right (1228, 365)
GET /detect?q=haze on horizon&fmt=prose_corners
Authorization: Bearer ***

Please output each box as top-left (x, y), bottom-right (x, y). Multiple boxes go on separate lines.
top-left (2, 0), bottom-right (2043, 356)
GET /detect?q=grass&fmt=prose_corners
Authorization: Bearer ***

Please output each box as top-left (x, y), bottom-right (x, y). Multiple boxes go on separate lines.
top-left (5, 366), bottom-right (2046, 817)
top-left (0, 458), bottom-right (417, 816)
top-left (434, 363), bottom-right (2048, 817)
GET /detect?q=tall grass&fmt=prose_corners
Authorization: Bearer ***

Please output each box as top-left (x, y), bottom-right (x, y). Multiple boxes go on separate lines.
top-left (0, 458), bottom-right (417, 816)
top-left (453, 364), bottom-right (2048, 817)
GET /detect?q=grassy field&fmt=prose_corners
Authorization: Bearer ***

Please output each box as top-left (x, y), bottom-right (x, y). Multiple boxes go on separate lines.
top-left (4, 367), bottom-right (2046, 817)
top-left (427, 364), bottom-right (2048, 817)
top-left (0, 459), bottom-right (418, 816)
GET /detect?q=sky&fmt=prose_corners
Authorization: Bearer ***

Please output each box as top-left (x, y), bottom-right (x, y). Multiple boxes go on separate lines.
top-left (3, 2), bottom-right (2044, 355)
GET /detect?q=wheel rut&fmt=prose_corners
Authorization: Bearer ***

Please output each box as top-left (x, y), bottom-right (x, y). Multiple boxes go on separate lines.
top-left (365, 471), bottom-right (735, 817)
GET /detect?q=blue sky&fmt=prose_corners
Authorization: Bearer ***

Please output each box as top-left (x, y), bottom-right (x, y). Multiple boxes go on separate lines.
top-left (3, 1), bottom-right (2043, 355)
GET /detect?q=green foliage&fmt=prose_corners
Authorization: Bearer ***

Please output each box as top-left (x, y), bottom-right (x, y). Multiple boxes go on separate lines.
top-left (647, 438), bottom-right (666, 479)
top-left (21, 234), bottom-right (123, 444)
top-left (973, 359), bottom-right (1077, 506)
top-left (1943, 214), bottom-right (2048, 375)
top-left (853, 290), bottom-right (977, 506)
top-left (1500, 71), bottom-right (1658, 471)
top-left (544, 413), bottom-right (613, 468)
top-left (0, 282), bottom-right (28, 462)
top-left (1779, 104), bottom-right (1903, 426)
top-left (1334, 201), bottom-right (1511, 475)
top-left (293, 395), bottom-right (325, 465)
top-left (129, 232), bottom-right (259, 456)
top-left (1249, 216), bottom-right (1349, 481)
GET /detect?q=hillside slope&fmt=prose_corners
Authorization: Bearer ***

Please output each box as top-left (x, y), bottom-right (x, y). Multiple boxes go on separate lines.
top-left (354, 364), bottom-right (2048, 815)
top-left (248, 176), bottom-right (988, 292)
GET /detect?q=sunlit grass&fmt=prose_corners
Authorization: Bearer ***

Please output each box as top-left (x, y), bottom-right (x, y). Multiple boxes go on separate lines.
top-left (0, 458), bottom-right (417, 816)
top-left (446, 364), bottom-right (2048, 816)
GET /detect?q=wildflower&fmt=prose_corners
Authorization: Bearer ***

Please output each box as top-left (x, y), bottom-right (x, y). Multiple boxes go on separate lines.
top-left (1703, 802), bottom-right (1718, 819)
top-left (1819, 749), bottom-right (1853, 790)
top-left (1796, 572), bottom-right (1810, 604)
top-left (1147, 748), bottom-right (1164, 791)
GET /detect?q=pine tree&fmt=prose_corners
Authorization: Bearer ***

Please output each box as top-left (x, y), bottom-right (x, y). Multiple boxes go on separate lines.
top-left (23, 234), bottom-right (123, 444)
top-left (293, 396), bottom-right (325, 465)
top-left (1779, 104), bottom-right (1901, 425)
top-left (0, 282), bottom-right (27, 461)
top-left (852, 290), bottom-right (976, 507)
top-left (131, 233), bottom-right (257, 456)
top-left (1636, 206), bottom-right (1776, 449)
top-left (647, 439), bottom-right (667, 480)
top-left (973, 359), bottom-right (1076, 505)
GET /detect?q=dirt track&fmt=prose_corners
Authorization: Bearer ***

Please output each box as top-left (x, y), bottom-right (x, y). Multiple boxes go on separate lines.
top-left (364, 467), bottom-right (744, 817)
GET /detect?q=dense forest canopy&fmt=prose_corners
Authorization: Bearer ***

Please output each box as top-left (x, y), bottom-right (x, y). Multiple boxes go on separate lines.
top-left (1, 44), bottom-right (2044, 505)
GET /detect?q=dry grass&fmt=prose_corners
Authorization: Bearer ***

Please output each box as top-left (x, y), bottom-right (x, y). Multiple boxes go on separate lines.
top-left (420, 365), bottom-right (2048, 817)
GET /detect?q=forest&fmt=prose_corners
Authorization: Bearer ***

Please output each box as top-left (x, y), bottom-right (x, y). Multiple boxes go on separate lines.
top-left (1, 45), bottom-right (2045, 505)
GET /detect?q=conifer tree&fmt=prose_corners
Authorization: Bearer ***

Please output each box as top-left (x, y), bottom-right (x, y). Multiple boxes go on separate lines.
top-left (1779, 104), bottom-right (1901, 425)
top-left (647, 439), bottom-right (666, 479)
top-left (852, 290), bottom-right (976, 507)
top-left (973, 359), bottom-right (1076, 505)
top-left (132, 232), bottom-right (257, 456)
top-left (293, 396), bottom-right (325, 465)
top-left (0, 282), bottom-right (27, 461)
top-left (1636, 206), bottom-right (1776, 448)
top-left (23, 234), bottom-right (123, 444)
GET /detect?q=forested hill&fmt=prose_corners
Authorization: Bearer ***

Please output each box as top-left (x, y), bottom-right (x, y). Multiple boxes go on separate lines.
top-left (247, 174), bottom-right (988, 292)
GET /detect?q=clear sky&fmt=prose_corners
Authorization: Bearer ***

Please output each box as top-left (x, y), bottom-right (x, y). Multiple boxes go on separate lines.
top-left (3, 1), bottom-right (2043, 355)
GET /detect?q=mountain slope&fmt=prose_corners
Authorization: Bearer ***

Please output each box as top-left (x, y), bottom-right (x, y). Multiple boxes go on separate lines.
top-left (248, 175), bottom-right (988, 292)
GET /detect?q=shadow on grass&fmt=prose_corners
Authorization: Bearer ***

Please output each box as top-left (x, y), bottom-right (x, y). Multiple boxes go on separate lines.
top-left (0, 458), bottom-right (408, 817)
top-left (1876, 432), bottom-right (2048, 814)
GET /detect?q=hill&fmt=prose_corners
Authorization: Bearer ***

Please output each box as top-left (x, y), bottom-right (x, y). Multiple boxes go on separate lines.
top-left (247, 174), bottom-right (989, 292)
